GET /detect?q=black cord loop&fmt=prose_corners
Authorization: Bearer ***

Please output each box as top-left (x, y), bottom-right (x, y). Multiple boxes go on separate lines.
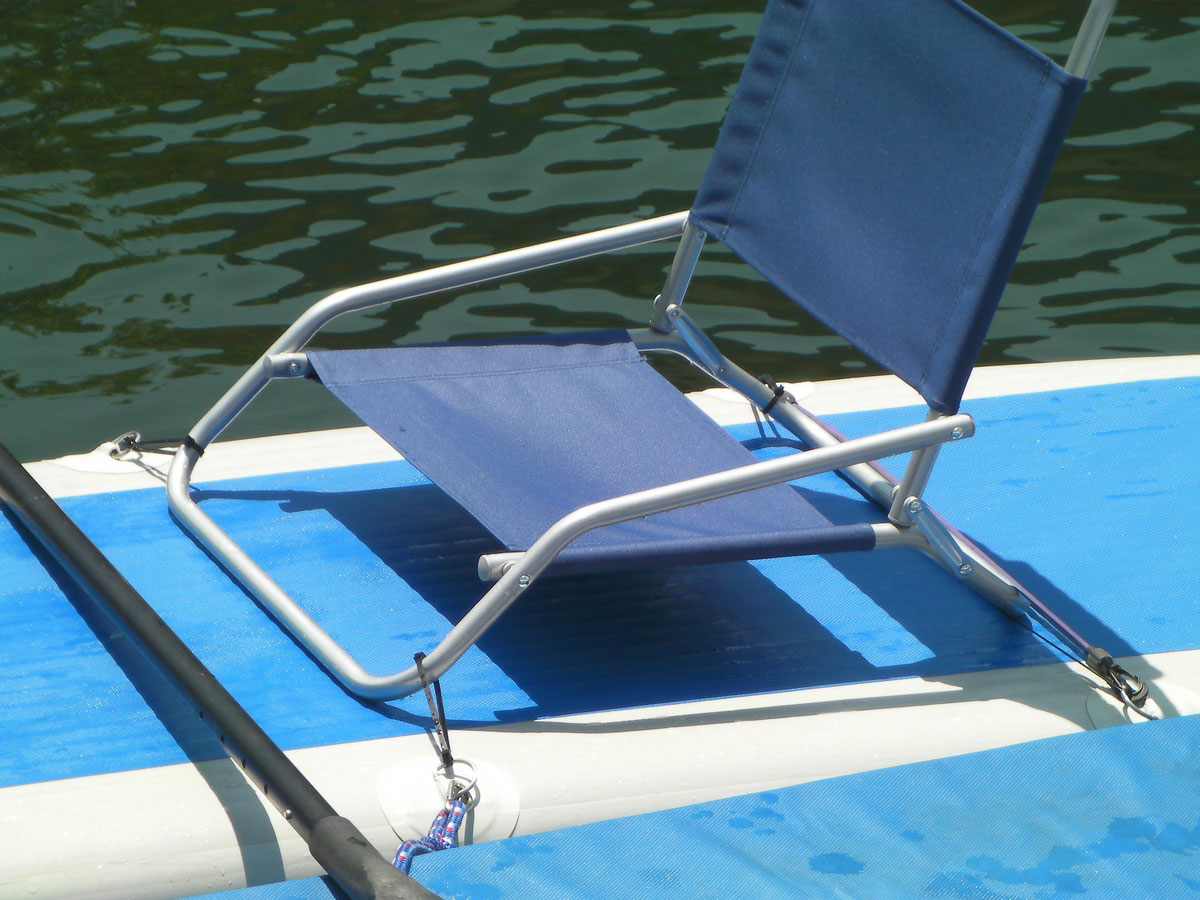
top-left (109, 431), bottom-right (204, 458)
top-left (757, 375), bottom-right (792, 415)
top-left (1016, 620), bottom-right (1155, 720)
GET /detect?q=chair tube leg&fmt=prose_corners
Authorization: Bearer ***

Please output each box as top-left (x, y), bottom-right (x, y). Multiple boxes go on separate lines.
top-left (632, 325), bottom-right (895, 506)
top-left (887, 410), bottom-right (944, 525)
top-left (632, 320), bottom-right (1151, 711)
top-left (1065, 0), bottom-right (1117, 79)
top-left (650, 222), bottom-right (707, 332)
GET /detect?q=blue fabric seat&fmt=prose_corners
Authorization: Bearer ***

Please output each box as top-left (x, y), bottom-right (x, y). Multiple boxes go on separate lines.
top-left (309, 332), bottom-right (876, 574)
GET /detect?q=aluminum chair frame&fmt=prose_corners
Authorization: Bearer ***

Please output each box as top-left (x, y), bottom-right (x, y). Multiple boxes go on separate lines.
top-left (167, 0), bottom-right (1133, 703)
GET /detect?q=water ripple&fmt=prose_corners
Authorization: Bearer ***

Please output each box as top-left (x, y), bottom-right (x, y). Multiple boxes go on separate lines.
top-left (0, 2), bottom-right (1196, 460)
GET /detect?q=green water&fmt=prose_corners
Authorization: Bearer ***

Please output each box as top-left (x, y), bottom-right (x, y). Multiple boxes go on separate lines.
top-left (0, 2), bottom-right (1197, 461)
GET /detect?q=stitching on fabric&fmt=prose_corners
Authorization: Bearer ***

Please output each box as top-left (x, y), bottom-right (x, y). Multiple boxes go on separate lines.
top-left (320, 355), bottom-right (643, 387)
top-left (945, 0), bottom-right (1068, 74)
top-left (721, 0), bottom-right (817, 241)
top-left (916, 56), bottom-right (1049, 403)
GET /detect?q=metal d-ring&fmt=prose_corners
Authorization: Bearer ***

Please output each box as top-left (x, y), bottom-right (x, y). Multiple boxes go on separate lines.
top-left (435, 757), bottom-right (479, 809)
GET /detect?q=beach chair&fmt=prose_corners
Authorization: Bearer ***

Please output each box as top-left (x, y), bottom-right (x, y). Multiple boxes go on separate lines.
top-left (168, 0), bottom-right (1145, 706)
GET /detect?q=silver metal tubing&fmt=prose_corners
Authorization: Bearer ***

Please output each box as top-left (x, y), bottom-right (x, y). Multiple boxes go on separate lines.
top-left (263, 352), bottom-right (311, 378)
top-left (650, 221), bottom-right (707, 332)
top-left (181, 211), bottom-right (689, 453)
top-left (167, 444), bottom-right (388, 691)
top-left (631, 325), bottom-right (896, 506)
top-left (631, 323), bottom-right (1033, 621)
top-left (1064, 0), bottom-right (1117, 79)
top-left (414, 412), bottom-right (975, 695)
top-left (963, 559), bottom-right (1029, 615)
top-left (899, 525), bottom-right (1028, 616)
top-left (180, 413), bottom-right (971, 699)
top-left (870, 522), bottom-right (929, 550)
top-left (663, 304), bottom-right (727, 376)
top-left (165, 211), bottom-right (690, 699)
top-left (478, 554), bottom-right (518, 582)
top-left (887, 409), bottom-right (943, 525)
top-left (905, 497), bottom-right (969, 574)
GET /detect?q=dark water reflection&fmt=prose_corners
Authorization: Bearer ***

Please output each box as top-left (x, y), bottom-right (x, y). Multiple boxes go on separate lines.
top-left (0, 1), bottom-right (1196, 460)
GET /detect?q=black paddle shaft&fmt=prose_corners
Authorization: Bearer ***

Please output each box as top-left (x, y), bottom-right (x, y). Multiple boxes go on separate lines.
top-left (0, 441), bottom-right (438, 900)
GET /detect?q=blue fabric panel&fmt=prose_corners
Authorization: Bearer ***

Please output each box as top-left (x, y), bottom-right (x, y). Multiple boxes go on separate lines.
top-left (411, 715), bottom-right (1200, 898)
top-left (690, 0), bottom-right (1085, 413)
top-left (308, 331), bottom-right (876, 570)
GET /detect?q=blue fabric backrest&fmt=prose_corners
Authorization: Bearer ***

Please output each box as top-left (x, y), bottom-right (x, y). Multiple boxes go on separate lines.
top-left (690, 0), bottom-right (1085, 413)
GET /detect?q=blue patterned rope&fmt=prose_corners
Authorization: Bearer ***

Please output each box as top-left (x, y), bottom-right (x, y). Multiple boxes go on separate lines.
top-left (392, 797), bottom-right (469, 874)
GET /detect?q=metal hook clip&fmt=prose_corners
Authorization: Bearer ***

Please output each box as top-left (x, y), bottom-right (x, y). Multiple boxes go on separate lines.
top-left (1113, 668), bottom-right (1156, 720)
top-left (435, 758), bottom-right (479, 810)
top-left (1087, 647), bottom-right (1156, 720)
top-left (109, 431), bottom-right (143, 460)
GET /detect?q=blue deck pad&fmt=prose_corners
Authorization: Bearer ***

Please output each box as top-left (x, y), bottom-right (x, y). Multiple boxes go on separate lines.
top-left (189, 882), bottom-right (342, 900)
top-left (308, 331), bottom-right (875, 572)
top-left (691, 0), bottom-right (1085, 413)
top-left (409, 713), bottom-right (1200, 898)
top-left (1, 377), bottom-right (1199, 789)
top-left (203, 714), bottom-right (1200, 899)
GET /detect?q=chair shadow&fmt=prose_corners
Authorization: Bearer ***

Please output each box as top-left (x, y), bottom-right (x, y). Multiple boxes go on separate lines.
top-left (198, 482), bottom-right (885, 719)
top-left (196, 472), bottom-right (1147, 725)
top-left (751, 428), bottom-right (1138, 666)
top-left (799, 487), bottom-right (1162, 721)
top-left (3, 508), bottom-right (289, 885)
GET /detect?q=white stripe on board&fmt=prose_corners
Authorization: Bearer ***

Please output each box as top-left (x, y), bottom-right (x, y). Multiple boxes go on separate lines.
top-left (25, 355), bottom-right (1200, 498)
top-left (2, 649), bottom-right (1196, 900)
